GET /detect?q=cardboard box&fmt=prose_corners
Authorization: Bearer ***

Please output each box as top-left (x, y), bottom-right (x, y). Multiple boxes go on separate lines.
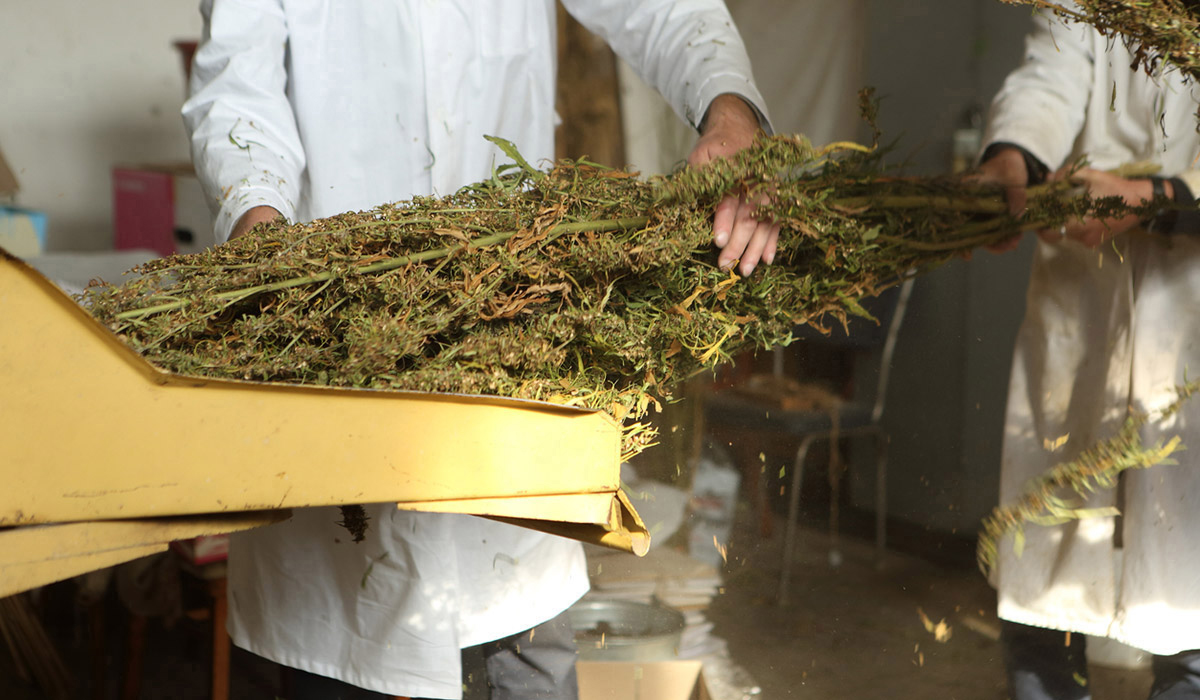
top-left (0, 145), bottom-right (48, 257)
top-left (576, 661), bottom-right (710, 700)
top-left (169, 534), bottom-right (230, 566)
top-left (112, 164), bottom-right (214, 257)
top-left (0, 207), bottom-right (48, 257)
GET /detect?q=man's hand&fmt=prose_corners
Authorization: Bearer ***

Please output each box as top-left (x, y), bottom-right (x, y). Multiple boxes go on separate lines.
top-left (688, 94), bottom-right (779, 276)
top-left (1040, 167), bottom-right (1164, 248)
top-left (971, 146), bottom-right (1030, 254)
top-left (231, 205), bottom-right (284, 241)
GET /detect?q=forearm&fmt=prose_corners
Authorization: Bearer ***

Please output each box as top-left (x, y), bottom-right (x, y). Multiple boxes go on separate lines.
top-left (230, 205), bottom-right (284, 241)
top-left (982, 9), bottom-right (1094, 170)
top-left (699, 94), bottom-right (764, 138)
top-left (183, 0), bottom-right (305, 244)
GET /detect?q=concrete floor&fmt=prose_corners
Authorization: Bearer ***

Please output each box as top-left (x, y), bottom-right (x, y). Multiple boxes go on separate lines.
top-left (2, 510), bottom-right (1156, 700)
top-left (709, 510), bottom-right (1009, 700)
top-left (707, 506), bottom-right (1155, 700)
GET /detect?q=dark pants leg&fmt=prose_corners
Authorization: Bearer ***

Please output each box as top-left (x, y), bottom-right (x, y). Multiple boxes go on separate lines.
top-left (1002, 620), bottom-right (1092, 700)
top-left (1149, 649), bottom-right (1200, 700)
top-left (479, 609), bottom-right (579, 700)
top-left (286, 666), bottom-right (394, 700)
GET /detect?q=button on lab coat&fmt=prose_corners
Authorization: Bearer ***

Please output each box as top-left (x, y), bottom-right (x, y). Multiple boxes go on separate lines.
top-left (985, 6), bottom-right (1200, 656)
top-left (182, 1), bottom-right (768, 696)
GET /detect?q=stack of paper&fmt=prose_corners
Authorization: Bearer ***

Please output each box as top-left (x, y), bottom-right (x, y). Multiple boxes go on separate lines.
top-left (584, 545), bottom-right (726, 659)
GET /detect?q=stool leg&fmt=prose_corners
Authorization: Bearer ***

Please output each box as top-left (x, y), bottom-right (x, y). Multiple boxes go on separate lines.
top-left (208, 578), bottom-right (229, 700)
top-left (121, 614), bottom-right (146, 700)
top-left (88, 599), bottom-right (106, 700)
top-left (874, 431), bottom-right (888, 563)
top-left (779, 435), bottom-right (818, 605)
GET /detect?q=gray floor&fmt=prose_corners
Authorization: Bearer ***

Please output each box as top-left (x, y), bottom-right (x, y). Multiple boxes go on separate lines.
top-left (708, 507), bottom-right (1155, 700)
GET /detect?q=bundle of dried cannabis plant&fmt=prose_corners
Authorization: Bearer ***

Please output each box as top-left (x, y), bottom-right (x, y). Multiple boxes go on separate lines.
top-left (83, 130), bottom-right (1136, 463)
top-left (1003, 0), bottom-right (1200, 83)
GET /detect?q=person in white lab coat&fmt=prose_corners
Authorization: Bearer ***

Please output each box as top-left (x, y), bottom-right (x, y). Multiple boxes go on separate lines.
top-left (976, 4), bottom-right (1200, 699)
top-left (181, 2), bottom-right (774, 699)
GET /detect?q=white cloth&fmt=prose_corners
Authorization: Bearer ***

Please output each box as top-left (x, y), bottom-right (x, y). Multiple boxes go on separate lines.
top-left (181, 1), bottom-right (768, 697)
top-left (985, 6), bottom-right (1200, 656)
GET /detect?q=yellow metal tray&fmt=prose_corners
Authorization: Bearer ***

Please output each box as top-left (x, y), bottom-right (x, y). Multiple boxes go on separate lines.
top-left (0, 249), bottom-right (647, 595)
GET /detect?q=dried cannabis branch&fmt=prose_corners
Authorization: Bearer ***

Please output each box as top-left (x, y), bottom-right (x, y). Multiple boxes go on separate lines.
top-left (83, 132), bottom-right (1141, 464)
top-left (1002, 0), bottom-right (1200, 84)
top-left (977, 380), bottom-right (1200, 576)
top-left (73, 118), bottom-right (1165, 548)
top-left (83, 132), bottom-right (1138, 462)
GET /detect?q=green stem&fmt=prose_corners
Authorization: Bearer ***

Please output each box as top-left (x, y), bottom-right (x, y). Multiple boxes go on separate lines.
top-left (829, 183), bottom-right (1065, 213)
top-left (876, 218), bottom-right (1055, 252)
top-left (115, 216), bottom-right (650, 321)
top-left (830, 195), bottom-right (1008, 213)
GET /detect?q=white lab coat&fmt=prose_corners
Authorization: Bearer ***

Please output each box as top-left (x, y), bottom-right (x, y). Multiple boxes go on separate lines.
top-left (985, 7), bottom-right (1200, 656)
top-left (181, 1), bottom-right (768, 697)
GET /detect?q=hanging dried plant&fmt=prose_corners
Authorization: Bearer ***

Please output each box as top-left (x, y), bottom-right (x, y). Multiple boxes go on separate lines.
top-left (1001, 0), bottom-right (1200, 83)
top-left (977, 381), bottom-right (1200, 576)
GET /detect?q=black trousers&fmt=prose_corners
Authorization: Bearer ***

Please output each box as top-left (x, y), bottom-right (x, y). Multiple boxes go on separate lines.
top-left (1003, 621), bottom-right (1200, 700)
top-left (285, 609), bottom-right (579, 700)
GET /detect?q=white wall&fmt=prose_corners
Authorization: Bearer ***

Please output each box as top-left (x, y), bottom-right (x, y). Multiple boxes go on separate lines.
top-left (0, 2), bottom-right (202, 251)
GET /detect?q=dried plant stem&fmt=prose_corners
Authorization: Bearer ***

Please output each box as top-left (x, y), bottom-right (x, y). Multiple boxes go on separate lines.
top-left (831, 182), bottom-right (1065, 213)
top-left (118, 216), bottom-right (649, 321)
top-left (0, 594), bottom-right (73, 700)
top-left (1001, 0), bottom-right (1200, 86)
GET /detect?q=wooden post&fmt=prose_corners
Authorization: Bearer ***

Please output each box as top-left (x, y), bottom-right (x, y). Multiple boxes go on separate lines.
top-left (555, 3), bottom-right (625, 167)
top-left (208, 577), bottom-right (229, 700)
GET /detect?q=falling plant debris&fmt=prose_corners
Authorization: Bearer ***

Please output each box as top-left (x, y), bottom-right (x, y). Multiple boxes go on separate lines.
top-left (1002, 1), bottom-right (1200, 86)
top-left (360, 551), bottom-right (390, 589)
top-left (917, 607), bottom-right (953, 644)
top-left (1043, 433), bottom-right (1070, 452)
top-left (713, 535), bottom-right (729, 565)
top-left (977, 380), bottom-right (1200, 576)
top-left (79, 100), bottom-right (1147, 541)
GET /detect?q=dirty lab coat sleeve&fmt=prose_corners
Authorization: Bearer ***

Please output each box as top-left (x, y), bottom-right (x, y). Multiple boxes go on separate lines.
top-left (183, 0), bottom-right (304, 244)
top-left (983, 9), bottom-right (1092, 171)
top-left (985, 6), bottom-right (1200, 656)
